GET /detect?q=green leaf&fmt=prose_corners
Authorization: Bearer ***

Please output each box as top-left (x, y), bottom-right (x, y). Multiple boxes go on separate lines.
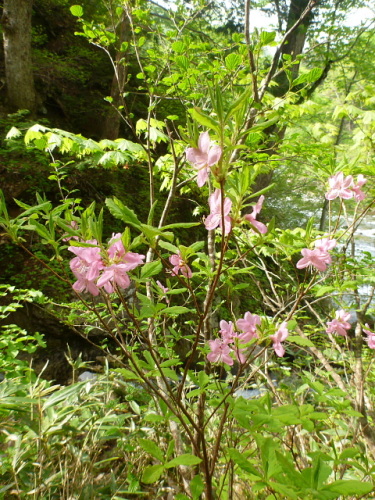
top-left (158, 240), bottom-right (179, 254)
top-left (141, 464), bottom-right (165, 484)
top-left (139, 438), bottom-right (164, 462)
top-left (165, 454), bottom-right (202, 468)
top-left (105, 197), bottom-right (142, 228)
top-left (225, 53), bottom-right (241, 71)
top-left (140, 260), bottom-right (163, 279)
top-left (322, 480), bottom-right (373, 496)
top-left (259, 31), bottom-right (276, 46)
top-left (190, 475), bottom-right (204, 500)
top-left (188, 108), bottom-right (219, 133)
top-left (70, 5), bottom-right (83, 17)
top-left (287, 335), bottom-right (314, 347)
top-left (227, 448), bottom-right (261, 477)
top-left (162, 306), bottom-right (190, 316)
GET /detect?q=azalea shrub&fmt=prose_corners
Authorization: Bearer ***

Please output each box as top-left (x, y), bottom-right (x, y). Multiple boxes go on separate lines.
top-left (1, 4), bottom-right (375, 497)
top-left (1, 116), bottom-right (375, 498)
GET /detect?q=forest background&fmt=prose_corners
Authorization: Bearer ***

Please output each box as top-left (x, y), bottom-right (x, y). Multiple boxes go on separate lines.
top-left (1, 0), bottom-right (375, 498)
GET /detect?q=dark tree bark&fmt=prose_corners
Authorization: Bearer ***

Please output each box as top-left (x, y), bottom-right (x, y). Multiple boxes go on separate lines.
top-left (1, 0), bottom-right (37, 113)
top-left (273, 0), bottom-right (315, 96)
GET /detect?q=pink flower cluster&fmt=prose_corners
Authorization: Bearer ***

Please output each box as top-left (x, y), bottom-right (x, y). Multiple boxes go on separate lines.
top-left (326, 309), bottom-right (351, 336)
top-left (207, 313), bottom-right (260, 366)
top-left (207, 313), bottom-right (289, 365)
top-left (296, 237), bottom-right (337, 272)
top-left (186, 131), bottom-right (222, 187)
top-left (69, 233), bottom-right (145, 296)
top-left (326, 172), bottom-right (366, 202)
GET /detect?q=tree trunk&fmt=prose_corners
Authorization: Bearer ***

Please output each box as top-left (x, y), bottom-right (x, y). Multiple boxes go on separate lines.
top-left (1, 0), bottom-right (36, 114)
top-left (101, 13), bottom-right (130, 140)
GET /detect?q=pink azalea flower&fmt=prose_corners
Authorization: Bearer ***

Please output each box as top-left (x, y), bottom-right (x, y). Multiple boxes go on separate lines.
top-left (296, 248), bottom-right (331, 272)
top-left (204, 189), bottom-right (232, 234)
top-left (108, 233), bottom-right (145, 269)
top-left (69, 240), bottom-right (104, 281)
top-left (270, 322), bottom-right (289, 357)
top-left (326, 309), bottom-right (351, 336)
top-left (207, 339), bottom-right (233, 366)
top-left (244, 196), bottom-right (267, 234)
top-left (314, 238), bottom-right (336, 253)
top-left (72, 273), bottom-right (100, 296)
top-left (236, 312), bottom-right (260, 341)
top-left (325, 172), bottom-right (354, 200)
top-left (169, 252), bottom-right (193, 278)
top-left (364, 324), bottom-right (375, 349)
top-left (352, 174), bottom-right (367, 202)
top-left (96, 263), bottom-right (131, 293)
top-left (186, 131), bottom-right (222, 187)
top-left (219, 320), bottom-right (236, 343)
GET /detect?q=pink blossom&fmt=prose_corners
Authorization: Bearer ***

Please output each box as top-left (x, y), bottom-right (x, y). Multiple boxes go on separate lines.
top-left (207, 339), bottom-right (233, 366)
top-left (108, 233), bottom-right (145, 269)
top-left (186, 131), bottom-right (222, 187)
top-left (244, 196), bottom-right (267, 234)
top-left (204, 189), bottom-right (232, 234)
top-left (326, 309), bottom-right (351, 336)
top-left (364, 324), bottom-right (375, 349)
top-left (352, 174), bottom-right (367, 202)
top-left (270, 322), bottom-right (289, 357)
top-left (96, 264), bottom-right (131, 293)
top-left (72, 273), bottom-right (100, 296)
top-left (236, 312), bottom-right (260, 341)
top-left (325, 172), bottom-right (354, 200)
top-left (296, 248), bottom-right (331, 272)
top-left (69, 240), bottom-right (104, 280)
top-left (314, 238), bottom-right (336, 253)
top-left (169, 252), bottom-right (192, 278)
top-left (219, 320), bottom-right (236, 343)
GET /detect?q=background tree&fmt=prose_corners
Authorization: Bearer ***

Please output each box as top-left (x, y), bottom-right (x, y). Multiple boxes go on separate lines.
top-left (1, 0), bottom-right (37, 113)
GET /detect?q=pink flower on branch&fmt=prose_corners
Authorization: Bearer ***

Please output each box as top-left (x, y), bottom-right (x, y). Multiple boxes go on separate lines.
top-left (207, 339), bottom-right (234, 366)
top-left (204, 189), bottom-right (232, 235)
top-left (236, 312), bottom-right (260, 341)
top-left (296, 238), bottom-right (336, 272)
top-left (186, 131), bottom-right (222, 187)
top-left (364, 324), bottom-right (375, 349)
top-left (244, 196), bottom-right (267, 234)
top-left (169, 252), bottom-right (193, 278)
top-left (325, 172), bottom-right (354, 200)
top-left (325, 172), bottom-right (367, 201)
top-left (352, 174), bottom-right (367, 202)
top-left (270, 322), bottom-right (289, 357)
top-left (326, 309), bottom-right (351, 336)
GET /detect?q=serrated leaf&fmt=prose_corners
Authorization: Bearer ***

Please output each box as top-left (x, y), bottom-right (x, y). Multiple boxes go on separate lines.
top-left (227, 448), bottom-right (261, 477)
top-left (225, 53), bottom-right (241, 71)
top-left (165, 454), bottom-right (202, 468)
